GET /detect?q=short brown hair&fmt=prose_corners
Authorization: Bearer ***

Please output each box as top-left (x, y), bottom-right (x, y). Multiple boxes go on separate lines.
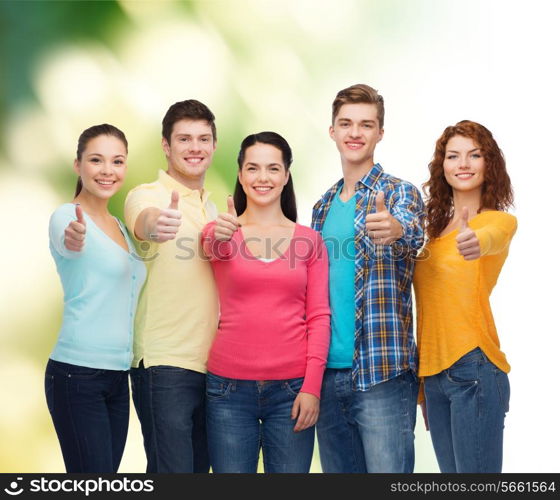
top-left (162, 99), bottom-right (216, 144)
top-left (332, 84), bottom-right (385, 128)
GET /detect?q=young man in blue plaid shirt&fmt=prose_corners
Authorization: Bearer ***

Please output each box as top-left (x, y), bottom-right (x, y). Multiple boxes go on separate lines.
top-left (311, 84), bottom-right (425, 473)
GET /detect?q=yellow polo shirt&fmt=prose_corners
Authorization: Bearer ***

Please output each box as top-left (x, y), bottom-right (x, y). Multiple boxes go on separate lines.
top-left (413, 211), bottom-right (517, 378)
top-left (124, 170), bottom-right (218, 373)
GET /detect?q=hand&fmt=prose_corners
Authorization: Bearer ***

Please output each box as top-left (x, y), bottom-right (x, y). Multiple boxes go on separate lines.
top-left (456, 207), bottom-right (481, 260)
top-left (291, 392), bottom-right (320, 432)
top-left (214, 196), bottom-right (240, 242)
top-left (64, 204), bottom-right (86, 252)
top-left (365, 191), bottom-right (404, 245)
top-left (149, 190), bottom-right (182, 243)
top-left (420, 400), bottom-right (429, 431)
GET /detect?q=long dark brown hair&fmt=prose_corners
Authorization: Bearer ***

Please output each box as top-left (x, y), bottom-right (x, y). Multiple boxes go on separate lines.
top-left (233, 131), bottom-right (297, 222)
top-left (423, 120), bottom-right (513, 239)
top-left (74, 124), bottom-right (128, 197)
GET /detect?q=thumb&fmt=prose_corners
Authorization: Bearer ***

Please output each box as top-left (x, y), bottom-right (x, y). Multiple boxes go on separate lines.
top-left (168, 190), bottom-right (179, 210)
top-left (375, 191), bottom-right (386, 212)
top-left (75, 204), bottom-right (85, 225)
top-left (227, 195), bottom-right (237, 218)
top-left (460, 207), bottom-right (469, 231)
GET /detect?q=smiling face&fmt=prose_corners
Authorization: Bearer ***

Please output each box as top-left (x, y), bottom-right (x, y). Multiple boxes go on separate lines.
top-left (238, 142), bottom-right (289, 208)
top-left (443, 135), bottom-right (485, 195)
top-left (329, 103), bottom-right (384, 169)
top-left (73, 134), bottom-right (127, 200)
top-left (162, 119), bottom-right (216, 186)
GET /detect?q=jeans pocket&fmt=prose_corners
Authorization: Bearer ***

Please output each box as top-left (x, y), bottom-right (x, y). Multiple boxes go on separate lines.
top-left (206, 373), bottom-right (232, 400)
top-left (67, 365), bottom-right (104, 379)
top-left (494, 368), bottom-right (510, 413)
top-left (45, 374), bottom-right (55, 413)
top-left (445, 358), bottom-right (479, 386)
top-left (283, 377), bottom-right (304, 397)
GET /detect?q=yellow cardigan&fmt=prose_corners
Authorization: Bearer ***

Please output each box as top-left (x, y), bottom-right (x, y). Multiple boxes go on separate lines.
top-left (413, 210), bottom-right (517, 378)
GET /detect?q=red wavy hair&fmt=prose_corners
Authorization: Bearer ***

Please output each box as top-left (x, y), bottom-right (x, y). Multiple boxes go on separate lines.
top-left (423, 120), bottom-right (514, 239)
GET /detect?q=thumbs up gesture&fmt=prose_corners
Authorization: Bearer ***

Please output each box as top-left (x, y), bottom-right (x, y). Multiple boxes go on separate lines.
top-left (456, 207), bottom-right (480, 260)
top-left (365, 191), bottom-right (404, 245)
top-left (149, 190), bottom-right (182, 242)
top-left (214, 196), bottom-right (240, 242)
top-left (64, 204), bottom-right (87, 252)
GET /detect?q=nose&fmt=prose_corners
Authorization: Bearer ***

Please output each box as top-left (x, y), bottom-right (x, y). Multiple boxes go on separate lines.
top-left (99, 161), bottom-right (111, 175)
top-left (459, 156), bottom-right (470, 169)
top-left (188, 140), bottom-right (202, 153)
top-left (349, 123), bottom-right (361, 137)
top-left (256, 168), bottom-right (268, 182)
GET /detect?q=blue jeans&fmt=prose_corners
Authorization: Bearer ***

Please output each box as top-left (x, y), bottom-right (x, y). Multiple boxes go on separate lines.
top-left (424, 347), bottom-right (510, 473)
top-left (130, 362), bottom-right (209, 473)
top-left (206, 373), bottom-right (315, 473)
top-left (317, 368), bottom-right (418, 473)
top-left (44, 359), bottom-right (129, 473)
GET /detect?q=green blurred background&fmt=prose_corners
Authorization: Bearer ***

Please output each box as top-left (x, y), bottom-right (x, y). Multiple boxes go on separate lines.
top-left (1, 0), bottom-right (559, 473)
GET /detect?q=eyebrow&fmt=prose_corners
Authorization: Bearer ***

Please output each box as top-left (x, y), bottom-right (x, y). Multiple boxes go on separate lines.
top-left (446, 148), bottom-right (481, 154)
top-left (245, 162), bottom-right (283, 167)
top-left (337, 118), bottom-right (376, 124)
top-left (86, 153), bottom-right (125, 158)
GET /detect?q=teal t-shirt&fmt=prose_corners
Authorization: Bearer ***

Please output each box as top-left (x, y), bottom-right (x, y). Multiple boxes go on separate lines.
top-left (322, 188), bottom-right (356, 368)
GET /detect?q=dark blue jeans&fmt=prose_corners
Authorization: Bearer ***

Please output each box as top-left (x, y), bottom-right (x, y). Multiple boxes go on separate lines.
top-left (317, 369), bottom-right (418, 473)
top-left (206, 373), bottom-right (315, 473)
top-left (44, 358), bottom-right (129, 473)
top-left (130, 362), bottom-right (209, 473)
top-left (424, 347), bottom-right (510, 473)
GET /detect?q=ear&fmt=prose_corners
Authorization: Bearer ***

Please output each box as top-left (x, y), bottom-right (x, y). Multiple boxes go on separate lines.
top-left (72, 159), bottom-right (80, 176)
top-left (161, 137), bottom-right (170, 157)
top-left (329, 125), bottom-right (335, 141)
top-left (283, 170), bottom-right (290, 186)
top-left (212, 140), bottom-right (217, 152)
top-left (377, 128), bottom-right (385, 143)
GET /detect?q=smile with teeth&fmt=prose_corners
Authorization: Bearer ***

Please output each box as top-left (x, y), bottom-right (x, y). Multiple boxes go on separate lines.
top-left (346, 142), bottom-right (364, 150)
top-left (456, 173), bottom-right (475, 179)
top-left (95, 179), bottom-right (116, 185)
top-left (254, 186), bottom-right (273, 192)
top-left (185, 157), bottom-right (203, 164)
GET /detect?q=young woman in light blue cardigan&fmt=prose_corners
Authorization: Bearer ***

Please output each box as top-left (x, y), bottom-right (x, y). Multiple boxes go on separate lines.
top-left (46, 124), bottom-right (146, 472)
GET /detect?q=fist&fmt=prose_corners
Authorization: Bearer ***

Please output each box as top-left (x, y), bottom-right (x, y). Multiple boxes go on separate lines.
top-left (150, 190), bottom-right (182, 243)
top-left (214, 196), bottom-right (240, 242)
top-left (456, 207), bottom-right (481, 260)
top-left (365, 191), bottom-right (403, 245)
top-left (64, 204), bottom-right (86, 252)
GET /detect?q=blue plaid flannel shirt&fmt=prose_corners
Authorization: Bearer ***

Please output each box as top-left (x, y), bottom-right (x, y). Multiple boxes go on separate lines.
top-left (311, 163), bottom-right (425, 391)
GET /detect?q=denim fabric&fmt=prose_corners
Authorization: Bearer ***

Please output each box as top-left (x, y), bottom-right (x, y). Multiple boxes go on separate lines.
top-left (206, 373), bottom-right (315, 473)
top-left (44, 358), bottom-right (129, 473)
top-left (424, 347), bottom-right (510, 473)
top-left (317, 368), bottom-right (418, 472)
top-left (130, 362), bottom-right (209, 473)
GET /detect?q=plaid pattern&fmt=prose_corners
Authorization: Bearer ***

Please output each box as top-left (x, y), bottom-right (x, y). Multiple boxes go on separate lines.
top-left (312, 164), bottom-right (425, 391)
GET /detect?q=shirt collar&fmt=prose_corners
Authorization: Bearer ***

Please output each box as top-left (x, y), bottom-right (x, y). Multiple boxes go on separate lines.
top-left (356, 163), bottom-right (384, 191)
top-left (158, 169), bottom-right (211, 203)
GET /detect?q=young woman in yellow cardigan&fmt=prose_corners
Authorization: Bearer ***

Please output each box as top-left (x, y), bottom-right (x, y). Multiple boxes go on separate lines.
top-left (414, 120), bottom-right (516, 472)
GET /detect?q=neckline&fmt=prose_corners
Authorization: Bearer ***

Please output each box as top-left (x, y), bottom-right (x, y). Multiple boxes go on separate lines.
top-left (238, 223), bottom-right (299, 264)
top-left (69, 204), bottom-right (133, 256)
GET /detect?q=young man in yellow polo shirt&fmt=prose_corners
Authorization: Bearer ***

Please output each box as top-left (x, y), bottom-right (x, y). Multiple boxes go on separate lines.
top-left (124, 100), bottom-right (219, 473)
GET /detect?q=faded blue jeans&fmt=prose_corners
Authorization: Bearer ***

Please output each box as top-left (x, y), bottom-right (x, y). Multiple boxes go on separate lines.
top-left (206, 373), bottom-right (315, 473)
top-left (45, 359), bottom-right (129, 473)
top-left (424, 347), bottom-right (510, 473)
top-left (130, 362), bottom-right (209, 473)
top-left (317, 369), bottom-right (418, 473)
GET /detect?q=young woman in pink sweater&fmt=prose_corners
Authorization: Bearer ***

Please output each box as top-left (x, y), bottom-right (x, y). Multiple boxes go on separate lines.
top-left (201, 131), bottom-right (331, 473)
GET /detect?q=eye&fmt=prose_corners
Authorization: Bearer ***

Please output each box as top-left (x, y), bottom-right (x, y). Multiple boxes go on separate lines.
top-left (446, 154), bottom-right (457, 160)
top-left (363, 124), bottom-right (373, 129)
top-left (90, 157), bottom-right (100, 163)
top-left (114, 159), bottom-right (125, 165)
top-left (471, 153), bottom-right (481, 159)
top-left (201, 137), bottom-right (209, 142)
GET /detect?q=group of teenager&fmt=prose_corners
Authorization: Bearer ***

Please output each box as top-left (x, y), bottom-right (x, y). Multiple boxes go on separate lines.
top-left (45, 84), bottom-right (516, 474)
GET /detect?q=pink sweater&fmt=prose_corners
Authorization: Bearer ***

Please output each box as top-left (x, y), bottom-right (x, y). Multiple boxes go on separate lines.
top-left (201, 222), bottom-right (331, 398)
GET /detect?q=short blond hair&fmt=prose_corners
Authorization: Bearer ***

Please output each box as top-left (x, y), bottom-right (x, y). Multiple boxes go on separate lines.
top-left (332, 84), bottom-right (385, 128)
